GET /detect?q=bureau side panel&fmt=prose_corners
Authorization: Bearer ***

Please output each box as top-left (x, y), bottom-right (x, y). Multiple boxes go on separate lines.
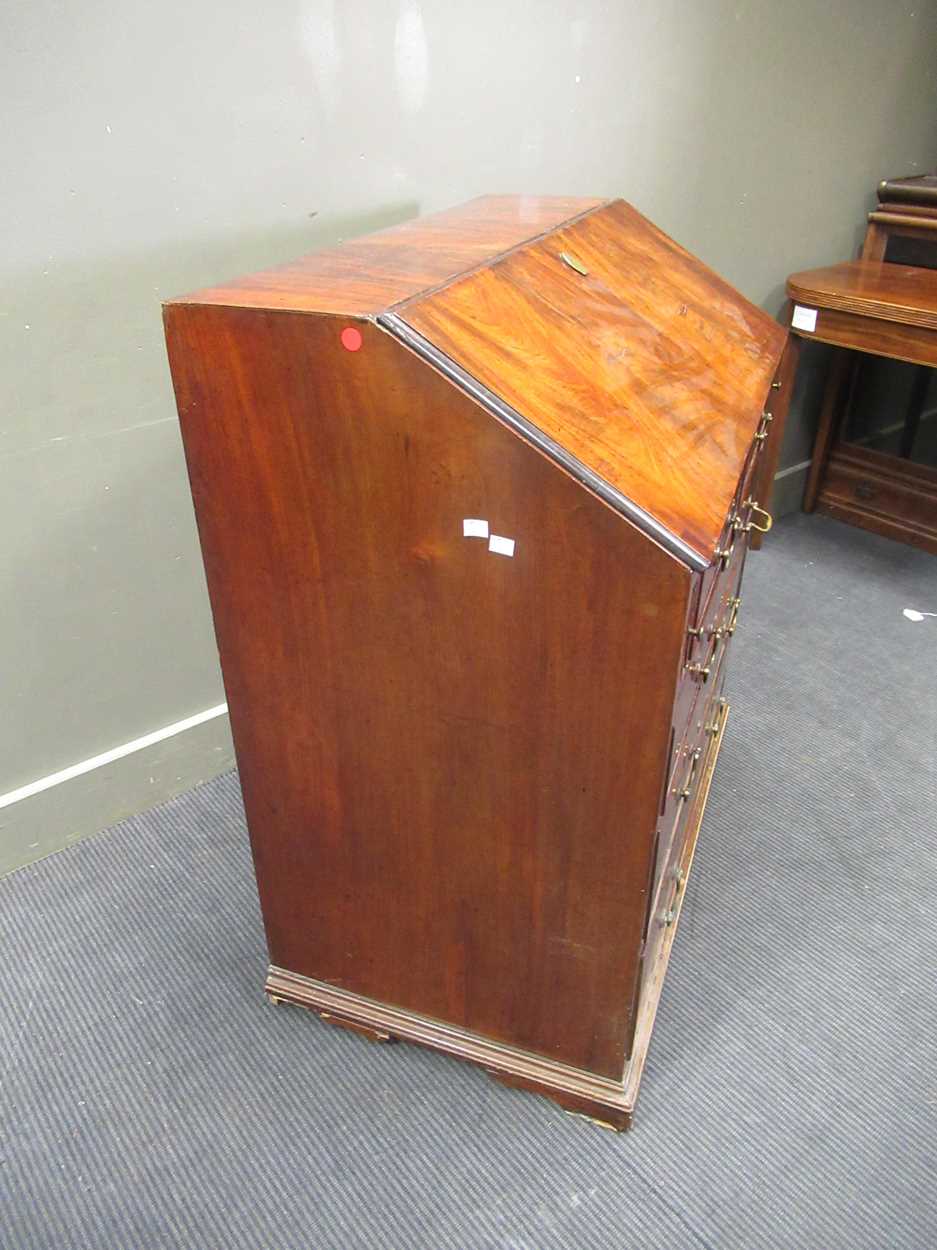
top-left (163, 305), bottom-right (689, 1080)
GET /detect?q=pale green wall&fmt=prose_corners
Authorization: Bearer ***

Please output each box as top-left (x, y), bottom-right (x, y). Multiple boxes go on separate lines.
top-left (3, 0), bottom-right (937, 872)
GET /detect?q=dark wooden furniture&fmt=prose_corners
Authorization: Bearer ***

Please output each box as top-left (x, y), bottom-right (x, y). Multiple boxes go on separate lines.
top-left (789, 262), bottom-right (937, 551)
top-left (866, 173), bottom-right (937, 259)
top-left (791, 178), bottom-right (937, 552)
top-left (164, 196), bottom-right (791, 1129)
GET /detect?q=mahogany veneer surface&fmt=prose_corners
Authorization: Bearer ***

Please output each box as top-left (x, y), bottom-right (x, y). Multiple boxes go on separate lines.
top-left (175, 195), bottom-right (604, 316)
top-left (787, 260), bottom-right (937, 330)
top-left (164, 196), bottom-right (790, 1127)
top-left (164, 306), bottom-right (687, 1079)
top-left (401, 200), bottom-right (786, 563)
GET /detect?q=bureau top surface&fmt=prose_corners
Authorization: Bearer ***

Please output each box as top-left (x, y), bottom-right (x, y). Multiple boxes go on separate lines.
top-left (787, 260), bottom-right (937, 329)
top-left (399, 199), bottom-right (786, 562)
top-left (168, 196), bottom-right (604, 316)
top-left (169, 195), bottom-right (786, 565)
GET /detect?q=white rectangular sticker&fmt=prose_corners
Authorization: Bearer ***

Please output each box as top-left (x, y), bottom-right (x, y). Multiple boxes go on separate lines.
top-left (463, 518), bottom-right (489, 538)
top-left (488, 534), bottom-right (515, 557)
top-left (791, 304), bottom-right (818, 333)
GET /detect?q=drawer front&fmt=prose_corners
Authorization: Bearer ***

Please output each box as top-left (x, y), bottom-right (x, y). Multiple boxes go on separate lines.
top-left (649, 416), bottom-right (771, 945)
top-left (738, 412), bottom-right (770, 511)
top-left (655, 663), bottom-right (728, 900)
top-left (686, 485), bottom-right (771, 666)
top-left (645, 689), bottom-right (730, 972)
top-left (686, 543), bottom-right (745, 675)
top-left (690, 418), bottom-right (774, 644)
top-left (670, 635), bottom-right (729, 782)
top-left (750, 352), bottom-right (796, 536)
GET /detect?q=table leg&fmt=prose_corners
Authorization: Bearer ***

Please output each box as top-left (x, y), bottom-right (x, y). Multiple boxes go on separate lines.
top-left (803, 348), bottom-right (854, 513)
top-left (899, 365), bottom-right (931, 459)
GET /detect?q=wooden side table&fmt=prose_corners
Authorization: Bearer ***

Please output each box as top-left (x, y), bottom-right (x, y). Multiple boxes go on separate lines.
top-left (787, 260), bottom-right (937, 553)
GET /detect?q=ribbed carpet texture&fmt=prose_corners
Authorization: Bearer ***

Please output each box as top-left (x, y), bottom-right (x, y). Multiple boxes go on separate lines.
top-left (2, 513), bottom-right (935, 1250)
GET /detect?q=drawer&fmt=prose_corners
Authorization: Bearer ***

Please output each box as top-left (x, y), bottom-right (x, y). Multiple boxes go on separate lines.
top-left (670, 637), bottom-right (728, 776)
top-left (645, 690), bottom-right (730, 968)
top-left (737, 412), bottom-right (770, 509)
top-left (668, 657), bottom-right (728, 795)
top-left (681, 561), bottom-right (740, 719)
top-left (697, 503), bottom-right (747, 626)
top-left (655, 665), bottom-right (728, 900)
top-left (670, 601), bottom-right (734, 801)
top-left (686, 573), bottom-right (741, 675)
top-left (675, 654), bottom-right (730, 776)
top-left (736, 384), bottom-right (784, 514)
top-left (689, 420), bottom-right (774, 648)
top-left (686, 494), bottom-right (767, 667)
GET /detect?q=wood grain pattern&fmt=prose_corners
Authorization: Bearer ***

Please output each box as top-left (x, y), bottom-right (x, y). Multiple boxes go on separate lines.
top-left (787, 260), bottom-right (937, 330)
top-left (163, 302), bottom-right (691, 1080)
top-left (792, 221), bottom-right (937, 543)
top-left (787, 304), bottom-right (937, 368)
top-left (399, 199), bottom-right (787, 564)
top-left (164, 194), bottom-right (780, 1127)
top-left (875, 202), bottom-right (937, 220)
top-left (816, 443), bottom-right (937, 555)
top-left (802, 348), bottom-right (853, 512)
top-left (264, 965), bottom-right (637, 1130)
top-left (263, 695), bottom-right (733, 1132)
top-left (867, 211), bottom-right (937, 236)
top-left (169, 196), bottom-right (604, 316)
top-left (380, 312), bottom-right (711, 572)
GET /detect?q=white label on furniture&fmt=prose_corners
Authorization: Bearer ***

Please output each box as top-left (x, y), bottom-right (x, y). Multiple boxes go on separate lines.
top-left (463, 518), bottom-right (489, 538)
top-left (488, 534), bottom-right (515, 557)
top-left (791, 305), bottom-right (818, 332)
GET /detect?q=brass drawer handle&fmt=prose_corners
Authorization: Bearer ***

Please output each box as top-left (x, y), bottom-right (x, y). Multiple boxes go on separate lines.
top-left (704, 695), bottom-right (730, 737)
top-left (676, 748), bottom-right (702, 800)
top-left (686, 621), bottom-right (729, 680)
top-left (725, 595), bottom-right (741, 636)
top-left (708, 596), bottom-right (741, 640)
top-left (716, 506), bottom-right (739, 566)
top-left (660, 869), bottom-right (687, 927)
top-left (744, 498), bottom-right (773, 533)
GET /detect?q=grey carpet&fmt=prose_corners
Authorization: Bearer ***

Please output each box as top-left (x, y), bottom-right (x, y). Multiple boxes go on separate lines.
top-left (2, 512), bottom-right (936, 1250)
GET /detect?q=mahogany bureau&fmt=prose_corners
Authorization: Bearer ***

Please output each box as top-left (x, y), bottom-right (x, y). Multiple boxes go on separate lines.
top-left (163, 196), bottom-right (792, 1129)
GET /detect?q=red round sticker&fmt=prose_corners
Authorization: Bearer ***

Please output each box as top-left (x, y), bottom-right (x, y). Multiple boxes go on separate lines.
top-left (341, 326), bottom-right (363, 352)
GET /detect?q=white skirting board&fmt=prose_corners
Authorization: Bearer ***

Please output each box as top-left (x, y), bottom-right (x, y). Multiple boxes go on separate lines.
top-left (0, 706), bottom-right (234, 878)
top-left (773, 458), bottom-right (811, 481)
top-left (0, 704), bottom-right (228, 812)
